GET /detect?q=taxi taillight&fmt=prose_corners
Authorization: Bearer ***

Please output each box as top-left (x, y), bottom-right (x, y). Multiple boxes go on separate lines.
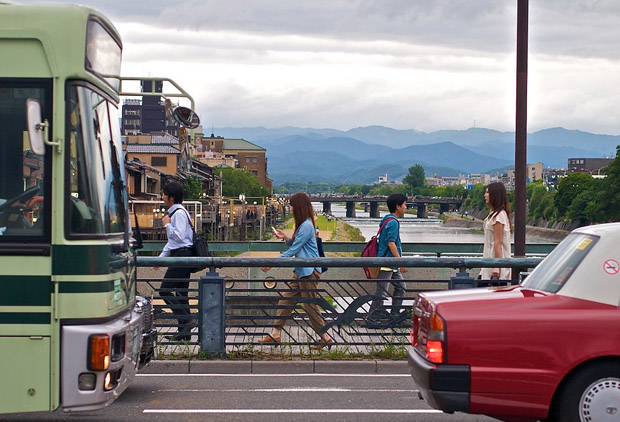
top-left (88, 334), bottom-right (110, 371)
top-left (427, 313), bottom-right (446, 364)
top-left (427, 340), bottom-right (444, 363)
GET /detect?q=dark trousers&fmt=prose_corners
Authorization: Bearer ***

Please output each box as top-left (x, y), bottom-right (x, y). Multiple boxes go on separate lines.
top-left (160, 248), bottom-right (193, 334)
top-left (369, 269), bottom-right (406, 316)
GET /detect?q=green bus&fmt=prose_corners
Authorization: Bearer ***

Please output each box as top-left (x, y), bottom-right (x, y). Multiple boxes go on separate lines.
top-left (0, 3), bottom-right (156, 414)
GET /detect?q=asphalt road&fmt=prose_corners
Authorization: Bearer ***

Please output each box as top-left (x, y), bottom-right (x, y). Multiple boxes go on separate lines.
top-left (1, 373), bottom-right (500, 422)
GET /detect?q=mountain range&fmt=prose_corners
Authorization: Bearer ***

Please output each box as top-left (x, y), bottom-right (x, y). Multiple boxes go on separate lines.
top-left (211, 126), bottom-right (620, 185)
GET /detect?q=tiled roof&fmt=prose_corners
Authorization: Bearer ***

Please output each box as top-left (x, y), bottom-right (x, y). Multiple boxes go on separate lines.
top-left (222, 138), bottom-right (265, 151)
top-left (151, 132), bottom-right (179, 144)
top-left (126, 144), bottom-right (180, 154)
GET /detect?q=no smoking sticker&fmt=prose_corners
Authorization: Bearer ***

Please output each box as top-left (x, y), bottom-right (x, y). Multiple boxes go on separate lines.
top-left (603, 259), bottom-right (619, 275)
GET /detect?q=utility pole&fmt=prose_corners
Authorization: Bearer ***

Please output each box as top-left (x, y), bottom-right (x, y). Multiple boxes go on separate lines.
top-left (514, 0), bottom-right (529, 280)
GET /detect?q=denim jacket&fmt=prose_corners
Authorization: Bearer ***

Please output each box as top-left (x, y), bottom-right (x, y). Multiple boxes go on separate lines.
top-left (281, 218), bottom-right (321, 277)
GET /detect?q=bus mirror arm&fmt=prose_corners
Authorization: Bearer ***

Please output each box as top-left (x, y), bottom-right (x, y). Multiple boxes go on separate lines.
top-left (26, 99), bottom-right (61, 154)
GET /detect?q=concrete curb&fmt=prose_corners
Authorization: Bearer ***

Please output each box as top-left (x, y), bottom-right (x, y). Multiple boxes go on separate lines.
top-left (140, 360), bottom-right (407, 374)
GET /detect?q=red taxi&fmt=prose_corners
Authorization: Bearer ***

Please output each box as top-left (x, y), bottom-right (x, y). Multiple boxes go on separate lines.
top-left (408, 222), bottom-right (620, 422)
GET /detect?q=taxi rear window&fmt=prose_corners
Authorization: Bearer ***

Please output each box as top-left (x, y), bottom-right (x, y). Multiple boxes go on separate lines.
top-left (522, 233), bottom-right (598, 293)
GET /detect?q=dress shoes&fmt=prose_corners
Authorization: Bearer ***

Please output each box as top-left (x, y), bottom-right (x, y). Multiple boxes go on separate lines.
top-left (310, 338), bottom-right (333, 350)
top-left (257, 334), bottom-right (281, 345)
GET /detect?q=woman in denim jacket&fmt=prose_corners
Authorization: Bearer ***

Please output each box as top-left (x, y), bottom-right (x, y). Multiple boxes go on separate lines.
top-left (260, 192), bottom-right (333, 349)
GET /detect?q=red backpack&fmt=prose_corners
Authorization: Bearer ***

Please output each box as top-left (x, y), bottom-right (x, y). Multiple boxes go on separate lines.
top-left (361, 217), bottom-right (395, 279)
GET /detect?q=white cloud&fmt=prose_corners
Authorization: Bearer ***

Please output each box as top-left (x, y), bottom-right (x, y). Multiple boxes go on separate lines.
top-left (14, 0), bottom-right (620, 134)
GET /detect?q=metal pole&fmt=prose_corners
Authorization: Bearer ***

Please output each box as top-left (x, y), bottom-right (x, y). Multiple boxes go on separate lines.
top-left (199, 270), bottom-right (226, 357)
top-left (514, 0), bottom-right (529, 279)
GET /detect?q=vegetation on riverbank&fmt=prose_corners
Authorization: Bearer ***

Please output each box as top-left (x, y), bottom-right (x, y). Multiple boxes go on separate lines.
top-left (336, 219), bottom-right (364, 242)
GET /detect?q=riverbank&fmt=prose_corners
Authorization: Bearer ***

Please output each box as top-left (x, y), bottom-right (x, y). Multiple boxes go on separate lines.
top-left (442, 213), bottom-right (569, 242)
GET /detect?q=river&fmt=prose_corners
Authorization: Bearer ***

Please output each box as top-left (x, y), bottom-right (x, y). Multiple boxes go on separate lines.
top-left (316, 203), bottom-right (554, 244)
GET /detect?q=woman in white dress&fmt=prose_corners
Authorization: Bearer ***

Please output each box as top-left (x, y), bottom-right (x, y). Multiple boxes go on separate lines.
top-left (482, 182), bottom-right (512, 280)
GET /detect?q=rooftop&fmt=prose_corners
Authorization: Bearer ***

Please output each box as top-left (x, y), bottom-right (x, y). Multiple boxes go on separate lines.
top-left (126, 144), bottom-right (180, 154)
top-left (221, 138), bottom-right (265, 151)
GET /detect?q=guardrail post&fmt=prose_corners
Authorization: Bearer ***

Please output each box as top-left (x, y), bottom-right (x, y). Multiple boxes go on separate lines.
top-left (199, 269), bottom-right (226, 357)
top-left (449, 267), bottom-right (475, 289)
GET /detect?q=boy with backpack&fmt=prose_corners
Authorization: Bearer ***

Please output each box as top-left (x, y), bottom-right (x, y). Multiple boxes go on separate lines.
top-left (366, 193), bottom-right (408, 326)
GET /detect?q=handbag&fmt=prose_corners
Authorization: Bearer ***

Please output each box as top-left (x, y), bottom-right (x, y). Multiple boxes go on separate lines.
top-left (170, 208), bottom-right (210, 273)
top-left (315, 236), bottom-right (328, 273)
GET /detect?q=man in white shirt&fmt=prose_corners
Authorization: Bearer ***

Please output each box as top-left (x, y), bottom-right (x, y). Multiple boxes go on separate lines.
top-left (159, 181), bottom-right (195, 341)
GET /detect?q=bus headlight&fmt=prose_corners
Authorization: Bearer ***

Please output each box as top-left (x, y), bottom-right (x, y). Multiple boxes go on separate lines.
top-left (78, 373), bottom-right (96, 391)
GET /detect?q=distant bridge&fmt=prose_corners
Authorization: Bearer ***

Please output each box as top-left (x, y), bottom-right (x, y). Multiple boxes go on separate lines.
top-left (307, 195), bottom-right (463, 218)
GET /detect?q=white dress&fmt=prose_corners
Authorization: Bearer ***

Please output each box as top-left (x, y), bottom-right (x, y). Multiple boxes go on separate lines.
top-left (481, 210), bottom-right (511, 280)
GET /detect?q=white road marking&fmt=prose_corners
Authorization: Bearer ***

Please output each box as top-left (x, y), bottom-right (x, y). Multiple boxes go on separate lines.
top-left (144, 409), bottom-right (442, 414)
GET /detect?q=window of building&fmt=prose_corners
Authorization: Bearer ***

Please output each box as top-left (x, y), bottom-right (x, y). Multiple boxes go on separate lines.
top-left (151, 157), bottom-right (167, 166)
top-left (252, 157), bottom-right (258, 163)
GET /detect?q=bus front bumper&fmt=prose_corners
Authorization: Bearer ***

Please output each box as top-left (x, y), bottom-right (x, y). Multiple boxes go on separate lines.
top-left (60, 308), bottom-right (144, 412)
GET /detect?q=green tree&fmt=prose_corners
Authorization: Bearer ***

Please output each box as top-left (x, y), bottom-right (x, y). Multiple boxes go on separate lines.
top-left (441, 184), bottom-right (467, 198)
top-left (528, 183), bottom-right (549, 219)
top-left (462, 183), bottom-right (486, 211)
top-left (220, 168), bottom-right (269, 198)
top-left (181, 174), bottom-right (203, 200)
top-left (596, 145), bottom-right (620, 222)
top-left (535, 194), bottom-right (555, 220)
top-left (567, 189), bottom-right (599, 225)
top-left (555, 173), bottom-right (597, 219)
top-left (403, 165), bottom-right (426, 192)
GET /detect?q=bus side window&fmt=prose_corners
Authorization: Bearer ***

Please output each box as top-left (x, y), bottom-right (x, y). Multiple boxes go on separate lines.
top-left (0, 87), bottom-right (46, 238)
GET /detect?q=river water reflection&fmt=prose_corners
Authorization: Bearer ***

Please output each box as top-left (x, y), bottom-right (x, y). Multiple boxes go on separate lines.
top-left (316, 203), bottom-right (553, 244)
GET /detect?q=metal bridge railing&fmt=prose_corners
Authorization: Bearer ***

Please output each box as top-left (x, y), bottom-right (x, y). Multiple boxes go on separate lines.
top-left (136, 256), bottom-right (543, 357)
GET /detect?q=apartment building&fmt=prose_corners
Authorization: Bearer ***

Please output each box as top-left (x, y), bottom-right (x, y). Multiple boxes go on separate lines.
top-left (198, 134), bottom-right (273, 193)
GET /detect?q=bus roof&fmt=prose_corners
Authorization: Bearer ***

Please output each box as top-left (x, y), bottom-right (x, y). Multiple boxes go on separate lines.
top-left (0, 4), bottom-right (122, 98)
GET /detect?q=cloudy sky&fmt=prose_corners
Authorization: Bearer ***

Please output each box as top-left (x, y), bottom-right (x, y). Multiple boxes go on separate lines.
top-left (16, 0), bottom-right (620, 134)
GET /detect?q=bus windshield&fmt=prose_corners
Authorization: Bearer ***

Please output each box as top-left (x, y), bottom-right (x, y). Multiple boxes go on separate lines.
top-left (67, 84), bottom-right (127, 236)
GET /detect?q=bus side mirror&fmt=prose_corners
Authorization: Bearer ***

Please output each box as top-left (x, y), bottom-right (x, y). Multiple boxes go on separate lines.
top-left (172, 106), bottom-right (200, 129)
top-left (26, 99), bottom-right (47, 156)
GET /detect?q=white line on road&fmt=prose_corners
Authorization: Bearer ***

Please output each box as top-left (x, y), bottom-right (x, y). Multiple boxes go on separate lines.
top-left (157, 388), bottom-right (418, 393)
top-left (138, 373), bottom-right (410, 377)
top-left (144, 409), bottom-right (442, 414)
